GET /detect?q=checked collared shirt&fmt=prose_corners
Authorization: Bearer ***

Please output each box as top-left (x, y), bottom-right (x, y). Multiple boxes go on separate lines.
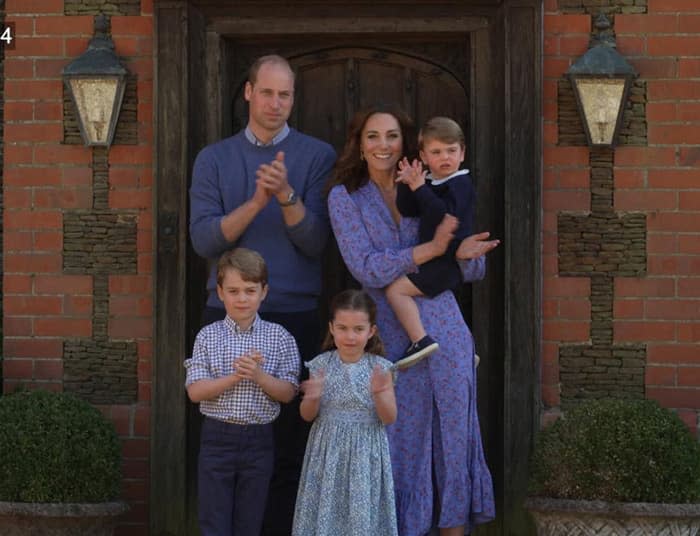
top-left (184, 315), bottom-right (300, 424)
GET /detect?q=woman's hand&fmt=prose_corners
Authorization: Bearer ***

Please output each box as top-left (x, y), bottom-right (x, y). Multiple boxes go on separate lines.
top-left (431, 214), bottom-right (458, 256)
top-left (455, 232), bottom-right (501, 260)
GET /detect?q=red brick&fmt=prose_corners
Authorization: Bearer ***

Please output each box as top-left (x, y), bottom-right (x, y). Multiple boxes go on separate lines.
top-left (648, 254), bottom-right (700, 276)
top-left (649, 36), bottom-right (700, 57)
top-left (62, 167), bottom-right (93, 187)
top-left (65, 37), bottom-right (91, 57)
top-left (678, 367), bottom-right (700, 387)
top-left (544, 276), bottom-right (590, 298)
top-left (614, 321), bottom-right (675, 342)
top-left (649, 0), bottom-right (700, 12)
top-left (35, 275), bottom-right (92, 294)
top-left (559, 35), bottom-right (589, 57)
top-left (3, 274), bottom-right (33, 294)
top-left (122, 459), bottom-right (148, 480)
top-left (3, 359), bottom-right (34, 379)
top-left (649, 80), bottom-right (700, 101)
top-left (114, 38), bottom-right (141, 58)
top-left (3, 338), bottom-right (63, 359)
top-left (4, 231), bottom-right (32, 251)
top-left (558, 299), bottom-right (590, 320)
top-left (647, 233), bottom-right (677, 255)
top-left (3, 209), bottom-right (62, 230)
top-left (649, 125), bottom-right (700, 145)
top-left (647, 387), bottom-right (700, 409)
top-left (675, 409), bottom-right (698, 438)
top-left (4, 253), bottom-right (62, 273)
top-left (109, 146), bottom-right (153, 165)
top-left (112, 16), bottom-right (153, 36)
top-left (137, 80), bottom-right (153, 101)
top-left (133, 405), bottom-right (150, 436)
top-left (646, 299), bottom-right (700, 320)
top-left (142, 0), bottom-right (154, 14)
top-left (5, 102), bottom-right (35, 122)
top-left (678, 323), bottom-right (700, 343)
top-left (615, 277), bottom-right (675, 297)
top-left (34, 360), bottom-right (64, 380)
top-left (137, 102), bottom-right (152, 123)
top-left (615, 190), bottom-right (675, 211)
top-left (110, 167), bottom-right (143, 188)
top-left (4, 144), bottom-right (34, 164)
top-left (122, 479), bottom-right (148, 502)
top-left (10, 37), bottom-right (65, 57)
top-left (137, 340), bottom-right (152, 359)
top-left (617, 36), bottom-right (645, 57)
top-left (64, 295), bottom-right (93, 316)
top-left (544, 146), bottom-right (589, 167)
top-left (615, 147), bottom-right (676, 167)
top-left (646, 102), bottom-right (677, 122)
top-left (543, 321), bottom-right (589, 342)
top-left (628, 58), bottom-right (677, 79)
top-left (544, 14), bottom-right (590, 33)
top-left (613, 299), bottom-right (644, 318)
top-left (34, 318), bottom-right (92, 338)
top-left (34, 145), bottom-right (91, 165)
top-left (33, 231), bottom-right (63, 251)
top-left (678, 103), bottom-right (700, 122)
top-left (679, 278), bottom-right (700, 298)
top-left (109, 318), bottom-right (152, 340)
top-left (122, 438), bottom-right (150, 459)
top-left (109, 189), bottom-right (152, 210)
top-left (4, 317), bottom-right (33, 337)
top-left (648, 212), bottom-right (700, 233)
top-left (137, 229), bottom-right (152, 253)
top-left (138, 382), bottom-right (151, 403)
top-left (110, 296), bottom-right (152, 317)
top-left (4, 58), bottom-right (34, 79)
top-left (649, 344), bottom-right (700, 364)
top-left (35, 16), bottom-right (93, 36)
top-left (679, 235), bottom-right (700, 254)
top-left (35, 101), bottom-right (63, 121)
top-left (645, 365), bottom-right (676, 386)
top-left (6, 0), bottom-right (63, 13)
top-left (137, 253), bottom-right (153, 274)
top-left (4, 166), bottom-right (62, 187)
top-left (679, 14), bottom-right (700, 32)
top-left (4, 124), bottom-right (63, 143)
top-left (544, 190), bottom-right (590, 211)
top-left (109, 275), bottom-right (151, 294)
top-left (679, 59), bottom-right (700, 78)
top-left (613, 169), bottom-right (645, 189)
top-left (616, 14), bottom-right (678, 33)
top-left (680, 191), bottom-right (700, 211)
top-left (4, 295), bottom-right (63, 315)
top-left (33, 188), bottom-right (93, 209)
top-left (4, 188), bottom-right (32, 207)
top-left (543, 57), bottom-right (571, 78)
top-left (35, 58), bottom-right (73, 78)
top-left (541, 383), bottom-right (560, 408)
top-left (137, 359), bottom-right (151, 382)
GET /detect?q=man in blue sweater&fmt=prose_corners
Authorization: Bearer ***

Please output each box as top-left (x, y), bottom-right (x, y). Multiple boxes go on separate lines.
top-left (189, 54), bottom-right (337, 536)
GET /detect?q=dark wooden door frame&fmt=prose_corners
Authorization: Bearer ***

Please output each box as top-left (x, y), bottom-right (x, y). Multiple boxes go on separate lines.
top-left (153, 2), bottom-right (541, 535)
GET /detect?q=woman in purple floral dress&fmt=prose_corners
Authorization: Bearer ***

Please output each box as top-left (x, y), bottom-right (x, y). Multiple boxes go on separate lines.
top-left (326, 104), bottom-right (498, 536)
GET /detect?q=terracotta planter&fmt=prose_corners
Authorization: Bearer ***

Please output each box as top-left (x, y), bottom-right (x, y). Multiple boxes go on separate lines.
top-left (525, 497), bottom-right (700, 536)
top-left (0, 501), bottom-right (128, 536)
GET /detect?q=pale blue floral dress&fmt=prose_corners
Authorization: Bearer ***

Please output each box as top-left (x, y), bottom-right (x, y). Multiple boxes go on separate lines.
top-left (292, 350), bottom-right (398, 536)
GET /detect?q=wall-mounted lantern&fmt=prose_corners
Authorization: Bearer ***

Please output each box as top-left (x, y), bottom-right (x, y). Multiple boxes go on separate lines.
top-left (62, 14), bottom-right (127, 147)
top-left (566, 13), bottom-right (637, 148)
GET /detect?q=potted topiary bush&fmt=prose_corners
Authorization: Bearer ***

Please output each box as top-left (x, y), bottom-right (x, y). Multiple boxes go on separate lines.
top-left (525, 398), bottom-right (700, 535)
top-left (0, 389), bottom-right (128, 535)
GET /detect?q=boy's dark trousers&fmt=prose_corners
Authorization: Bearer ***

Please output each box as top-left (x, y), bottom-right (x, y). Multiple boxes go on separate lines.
top-left (197, 417), bottom-right (274, 536)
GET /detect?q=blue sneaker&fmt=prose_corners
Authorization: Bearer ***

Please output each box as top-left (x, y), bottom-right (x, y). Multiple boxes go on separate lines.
top-left (394, 336), bottom-right (439, 370)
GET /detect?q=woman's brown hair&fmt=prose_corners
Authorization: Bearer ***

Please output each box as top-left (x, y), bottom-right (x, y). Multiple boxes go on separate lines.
top-left (326, 103), bottom-right (417, 195)
top-left (322, 289), bottom-right (385, 356)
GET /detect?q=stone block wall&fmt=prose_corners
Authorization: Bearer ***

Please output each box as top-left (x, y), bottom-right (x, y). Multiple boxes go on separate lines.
top-left (543, 0), bottom-right (700, 436)
top-left (2, 0), bottom-right (153, 533)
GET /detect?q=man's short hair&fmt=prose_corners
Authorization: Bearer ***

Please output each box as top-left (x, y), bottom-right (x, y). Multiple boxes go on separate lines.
top-left (216, 248), bottom-right (268, 287)
top-left (248, 54), bottom-right (295, 85)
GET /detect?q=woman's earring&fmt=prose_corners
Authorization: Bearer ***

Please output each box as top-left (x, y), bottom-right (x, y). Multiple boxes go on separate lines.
top-left (360, 151), bottom-right (365, 161)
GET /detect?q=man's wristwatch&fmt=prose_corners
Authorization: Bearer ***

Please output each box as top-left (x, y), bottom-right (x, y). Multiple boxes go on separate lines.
top-left (278, 190), bottom-right (298, 207)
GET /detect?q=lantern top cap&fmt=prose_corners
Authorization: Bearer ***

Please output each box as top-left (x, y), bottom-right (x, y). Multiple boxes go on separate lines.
top-left (62, 14), bottom-right (126, 77)
top-left (566, 13), bottom-right (637, 78)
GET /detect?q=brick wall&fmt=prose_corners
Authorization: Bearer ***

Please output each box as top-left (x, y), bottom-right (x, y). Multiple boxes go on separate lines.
top-left (2, 0), bottom-right (153, 533)
top-left (544, 0), bottom-right (700, 437)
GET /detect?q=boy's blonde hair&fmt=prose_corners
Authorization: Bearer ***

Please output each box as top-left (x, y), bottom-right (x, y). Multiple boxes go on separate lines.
top-left (418, 116), bottom-right (465, 149)
top-left (216, 248), bottom-right (268, 287)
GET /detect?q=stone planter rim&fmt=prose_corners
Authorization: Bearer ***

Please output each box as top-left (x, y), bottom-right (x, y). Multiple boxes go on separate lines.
top-left (524, 496), bottom-right (700, 518)
top-left (0, 501), bottom-right (128, 518)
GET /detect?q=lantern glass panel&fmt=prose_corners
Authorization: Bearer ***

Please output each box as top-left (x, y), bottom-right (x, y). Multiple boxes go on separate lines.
top-left (572, 77), bottom-right (626, 146)
top-left (68, 76), bottom-right (120, 145)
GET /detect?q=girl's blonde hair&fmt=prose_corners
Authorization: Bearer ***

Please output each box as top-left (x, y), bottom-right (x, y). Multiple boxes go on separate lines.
top-left (322, 290), bottom-right (385, 356)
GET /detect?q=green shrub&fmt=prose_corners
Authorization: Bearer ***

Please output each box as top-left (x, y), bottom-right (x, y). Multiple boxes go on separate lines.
top-left (0, 390), bottom-right (122, 503)
top-left (529, 398), bottom-right (700, 503)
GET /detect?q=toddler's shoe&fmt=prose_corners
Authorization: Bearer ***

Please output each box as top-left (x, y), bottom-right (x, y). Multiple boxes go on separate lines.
top-left (394, 336), bottom-right (439, 370)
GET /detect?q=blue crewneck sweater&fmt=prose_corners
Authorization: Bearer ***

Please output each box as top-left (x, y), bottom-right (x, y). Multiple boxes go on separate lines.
top-left (189, 128), bottom-right (336, 312)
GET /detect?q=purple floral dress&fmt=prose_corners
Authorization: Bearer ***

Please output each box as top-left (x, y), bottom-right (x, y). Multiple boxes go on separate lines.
top-left (328, 182), bottom-right (495, 536)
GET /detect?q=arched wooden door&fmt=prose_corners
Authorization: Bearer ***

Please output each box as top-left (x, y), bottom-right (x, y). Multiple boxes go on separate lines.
top-left (231, 46), bottom-right (471, 321)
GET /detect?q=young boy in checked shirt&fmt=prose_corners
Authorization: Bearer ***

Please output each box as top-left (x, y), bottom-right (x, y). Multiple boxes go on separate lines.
top-left (185, 247), bottom-right (300, 536)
